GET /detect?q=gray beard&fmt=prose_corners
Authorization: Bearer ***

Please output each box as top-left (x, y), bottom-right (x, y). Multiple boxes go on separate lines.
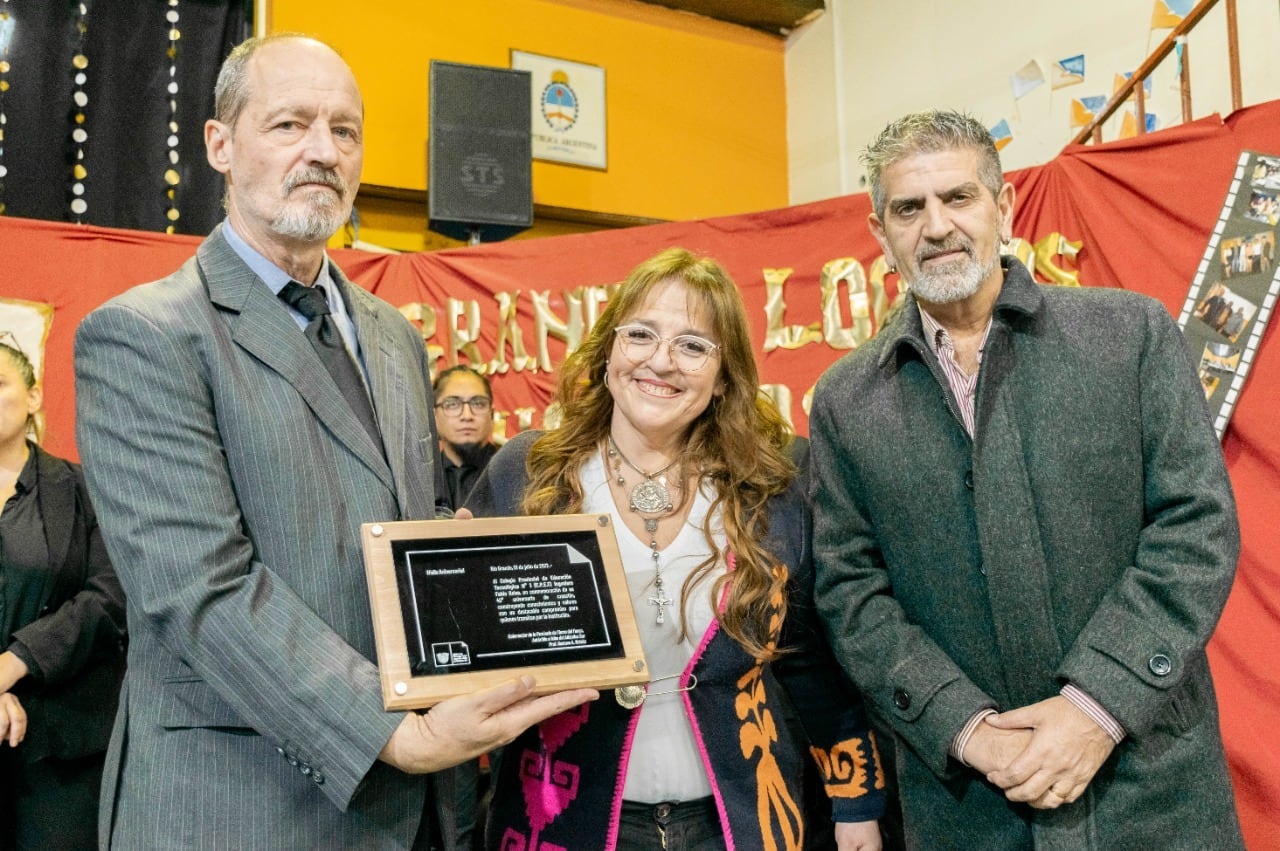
top-left (907, 252), bottom-right (998, 304)
top-left (271, 190), bottom-right (349, 242)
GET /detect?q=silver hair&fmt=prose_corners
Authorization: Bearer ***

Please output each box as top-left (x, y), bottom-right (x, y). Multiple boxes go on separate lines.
top-left (861, 110), bottom-right (1004, 220)
top-left (213, 33), bottom-right (325, 127)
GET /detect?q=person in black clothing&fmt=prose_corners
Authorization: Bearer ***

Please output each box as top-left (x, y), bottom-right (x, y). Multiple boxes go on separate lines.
top-left (430, 364), bottom-right (499, 851)
top-left (0, 339), bottom-right (126, 850)
top-left (433, 365), bottom-right (498, 511)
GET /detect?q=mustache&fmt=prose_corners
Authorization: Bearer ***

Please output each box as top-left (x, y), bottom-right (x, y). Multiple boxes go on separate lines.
top-left (917, 238), bottom-right (973, 263)
top-left (282, 168), bottom-right (347, 197)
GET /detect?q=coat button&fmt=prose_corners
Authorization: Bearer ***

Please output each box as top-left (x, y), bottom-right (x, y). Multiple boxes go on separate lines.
top-left (964, 470), bottom-right (974, 490)
top-left (312, 771), bottom-right (325, 785)
top-left (893, 689), bottom-right (911, 710)
top-left (1149, 654), bottom-right (1173, 676)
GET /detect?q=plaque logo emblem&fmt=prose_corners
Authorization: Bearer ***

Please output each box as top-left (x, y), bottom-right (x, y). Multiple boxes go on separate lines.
top-left (431, 641), bottom-right (472, 668)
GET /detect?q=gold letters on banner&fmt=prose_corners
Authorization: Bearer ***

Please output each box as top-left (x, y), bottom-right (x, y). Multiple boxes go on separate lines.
top-left (490, 291), bottom-right (536, 375)
top-left (531, 285), bottom-right (615, 372)
top-left (763, 267), bottom-right (823, 351)
top-left (406, 233), bottom-right (1084, 432)
top-left (1030, 233), bottom-right (1083, 287)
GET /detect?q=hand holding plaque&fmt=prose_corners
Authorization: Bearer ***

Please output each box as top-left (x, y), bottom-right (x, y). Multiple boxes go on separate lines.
top-left (377, 675), bottom-right (599, 773)
top-left (362, 514), bottom-right (649, 710)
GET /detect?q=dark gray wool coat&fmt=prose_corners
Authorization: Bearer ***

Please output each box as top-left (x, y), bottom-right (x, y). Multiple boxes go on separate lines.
top-left (810, 258), bottom-right (1243, 850)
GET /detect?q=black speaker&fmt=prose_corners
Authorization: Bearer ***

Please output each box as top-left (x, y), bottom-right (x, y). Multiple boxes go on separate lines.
top-left (428, 61), bottom-right (533, 242)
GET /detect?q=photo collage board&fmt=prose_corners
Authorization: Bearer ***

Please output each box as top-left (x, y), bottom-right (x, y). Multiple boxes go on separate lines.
top-left (1178, 150), bottom-right (1280, 439)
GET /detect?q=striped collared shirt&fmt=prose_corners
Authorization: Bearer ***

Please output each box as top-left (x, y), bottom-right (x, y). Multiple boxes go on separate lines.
top-left (918, 305), bottom-right (991, 437)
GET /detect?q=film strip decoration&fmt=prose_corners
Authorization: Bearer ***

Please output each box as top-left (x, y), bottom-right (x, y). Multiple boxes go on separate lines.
top-left (69, 2), bottom-right (89, 222)
top-left (1177, 150), bottom-right (1280, 439)
top-left (163, 0), bottom-right (181, 233)
top-left (0, 0), bottom-right (11, 215)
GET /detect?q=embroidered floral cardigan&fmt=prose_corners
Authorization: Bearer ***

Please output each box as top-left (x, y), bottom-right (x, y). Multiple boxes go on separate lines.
top-left (466, 431), bottom-right (886, 851)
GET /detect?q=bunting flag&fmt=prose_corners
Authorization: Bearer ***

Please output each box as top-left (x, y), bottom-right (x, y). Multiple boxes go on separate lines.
top-left (1010, 59), bottom-right (1045, 100)
top-left (1120, 112), bottom-right (1137, 139)
top-left (1070, 95), bottom-right (1108, 127)
top-left (1113, 71), bottom-right (1154, 97)
top-left (1118, 110), bottom-right (1159, 138)
top-left (1051, 54), bottom-right (1086, 89)
top-left (1151, 0), bottom-right (1196, 29)
top-left (989, 119), bottom-right (1013, 152)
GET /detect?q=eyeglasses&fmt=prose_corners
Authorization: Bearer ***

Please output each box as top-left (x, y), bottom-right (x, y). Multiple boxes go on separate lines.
top-left (613, 324), bottom-right (720, 372)
top-left (435, 395), bottom-right (492, 416)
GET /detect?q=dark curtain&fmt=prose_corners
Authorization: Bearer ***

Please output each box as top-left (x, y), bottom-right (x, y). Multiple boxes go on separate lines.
top-left (0, 0), bottom-right (250, 236)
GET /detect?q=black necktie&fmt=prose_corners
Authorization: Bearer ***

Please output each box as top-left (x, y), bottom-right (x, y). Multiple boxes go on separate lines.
top-left (279, 281), bottom-right (382, 447)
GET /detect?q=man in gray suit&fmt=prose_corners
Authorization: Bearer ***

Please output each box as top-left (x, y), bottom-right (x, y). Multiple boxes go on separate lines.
top-left (74, 35), bottom-right (596, 849)
top-left (809, 110), bottom-right (1243, 848)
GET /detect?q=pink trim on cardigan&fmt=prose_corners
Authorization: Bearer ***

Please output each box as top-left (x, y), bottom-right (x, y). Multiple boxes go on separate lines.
top-left (682, 616), bottom-right (735, 850)
top-left (605, 700), bottom-right (645, 851)
top-left (606, 551), bottom-right (738, 849)
top-left (677, 552), bottom-right (736, 848)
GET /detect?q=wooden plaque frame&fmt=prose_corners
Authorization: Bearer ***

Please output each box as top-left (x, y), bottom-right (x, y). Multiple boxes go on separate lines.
top-left (362, 514), bottom-right (648, 710)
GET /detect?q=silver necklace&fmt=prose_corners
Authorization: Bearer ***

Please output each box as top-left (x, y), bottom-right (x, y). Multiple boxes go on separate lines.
top-left (607, 436), bottom-right (677, 625)
top-left (607, 436), bottom-right (675, 514)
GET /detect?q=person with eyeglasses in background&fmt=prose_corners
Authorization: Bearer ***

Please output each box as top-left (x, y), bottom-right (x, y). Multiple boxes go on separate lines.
top-left (432, 365), bottom-right (498, 514)
top-left (427, 364), bottom-right (498, 851)
top-left (466, 248), bottom-right (885, 850)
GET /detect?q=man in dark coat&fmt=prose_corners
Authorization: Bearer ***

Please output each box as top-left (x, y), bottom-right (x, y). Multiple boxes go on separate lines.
top-left (809, 109), bottom-right (1242, 849)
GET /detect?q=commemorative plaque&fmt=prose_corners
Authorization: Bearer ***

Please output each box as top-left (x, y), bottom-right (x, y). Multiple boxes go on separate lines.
top-left (361, 514), bottom-right (649, 710)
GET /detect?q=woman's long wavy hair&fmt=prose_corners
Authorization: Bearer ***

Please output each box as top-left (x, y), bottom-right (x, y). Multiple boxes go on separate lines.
top-left (522, 248), bottom-right (796, 660)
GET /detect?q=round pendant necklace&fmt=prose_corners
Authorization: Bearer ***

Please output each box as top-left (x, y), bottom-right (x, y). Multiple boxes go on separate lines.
top-left (607, 436), bottom-right (678, 625)
top-left (606, 435), bottom-right (676, 515)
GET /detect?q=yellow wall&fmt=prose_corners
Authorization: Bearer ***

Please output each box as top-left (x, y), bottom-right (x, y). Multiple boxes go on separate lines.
top-left (268, 0), bottom-right (789, 235)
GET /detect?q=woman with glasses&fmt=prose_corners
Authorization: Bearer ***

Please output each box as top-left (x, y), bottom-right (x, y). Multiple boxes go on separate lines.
top-left (467, 249), bottom-right (885, 850)
top-left (0, 340), bottom-right (126, 848)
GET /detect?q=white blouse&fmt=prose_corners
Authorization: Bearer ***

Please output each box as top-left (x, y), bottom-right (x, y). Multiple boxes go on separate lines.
top-left (580, 450), bottom-right (727, 804)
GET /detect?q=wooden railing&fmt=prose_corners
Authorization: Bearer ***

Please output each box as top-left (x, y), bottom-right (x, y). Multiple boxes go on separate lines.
top-left (1069, 0), bottom-right (1241, 145)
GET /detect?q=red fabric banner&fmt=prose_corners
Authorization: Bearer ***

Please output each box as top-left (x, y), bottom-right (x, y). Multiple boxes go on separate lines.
top-left (2, 101), bottom-right (1277, 848)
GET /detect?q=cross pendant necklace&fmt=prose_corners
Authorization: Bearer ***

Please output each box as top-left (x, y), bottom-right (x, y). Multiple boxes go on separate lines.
top-left (608, 437), bottom-right (678, 626)
top-left (644, 517), bottom-right (673, 624)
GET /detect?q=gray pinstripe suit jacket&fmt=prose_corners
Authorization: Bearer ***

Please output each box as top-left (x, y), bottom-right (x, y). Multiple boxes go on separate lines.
top-left (74, 225), bottom-right (440, 849)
